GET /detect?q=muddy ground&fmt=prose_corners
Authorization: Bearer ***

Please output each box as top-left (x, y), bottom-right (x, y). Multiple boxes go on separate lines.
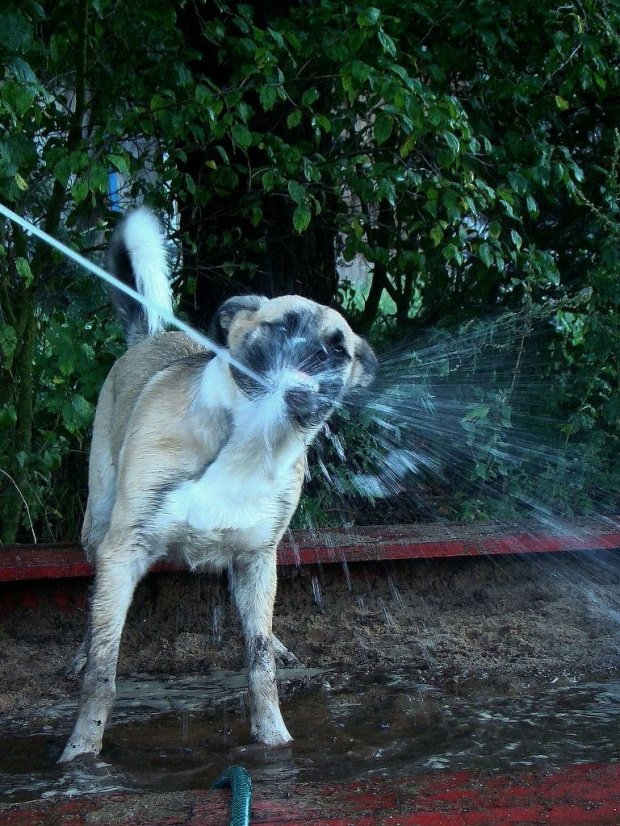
top-left (1, 549), bottom-right (620, 721)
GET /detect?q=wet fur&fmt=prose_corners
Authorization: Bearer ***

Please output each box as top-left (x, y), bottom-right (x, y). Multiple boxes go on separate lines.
top-left (60, 208), bottom-right (376, 762)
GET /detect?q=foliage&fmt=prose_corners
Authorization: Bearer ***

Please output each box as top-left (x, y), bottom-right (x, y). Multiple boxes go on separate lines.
top-left (0, 0), bottom-right (619, 540)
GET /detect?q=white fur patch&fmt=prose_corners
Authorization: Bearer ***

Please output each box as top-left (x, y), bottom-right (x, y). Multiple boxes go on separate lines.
top-left (167, 450), bottom-right (288, 533)
top-left (160, 357), bottom-right (307, 556)
top-left (122, 208), bottom-right (172, 335)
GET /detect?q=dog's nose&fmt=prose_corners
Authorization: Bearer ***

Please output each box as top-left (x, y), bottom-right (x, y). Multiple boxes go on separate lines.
top-left (284, 386), bottom-right (319, 423)
top-left (282, 371), bottom-right (321, 426)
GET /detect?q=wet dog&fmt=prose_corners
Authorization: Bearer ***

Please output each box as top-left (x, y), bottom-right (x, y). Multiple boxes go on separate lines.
top-left (60, 207), bottom-right (376, 762)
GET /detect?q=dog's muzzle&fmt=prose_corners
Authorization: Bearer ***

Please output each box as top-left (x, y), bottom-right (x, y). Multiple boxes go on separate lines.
top-left (282, 371), bottom-right (321, 427)
top-left (231, 327), bottom-right (345, 429)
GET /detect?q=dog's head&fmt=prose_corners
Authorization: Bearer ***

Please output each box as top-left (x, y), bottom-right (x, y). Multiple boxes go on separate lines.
top-left (210, 295), bottom-right (377, 429)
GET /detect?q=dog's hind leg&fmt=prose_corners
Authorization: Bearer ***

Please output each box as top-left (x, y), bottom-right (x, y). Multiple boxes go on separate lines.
top-left (232, 551), bottom-right (293, 746)
top-left (66, 629), bottom-right (89, 677)
top-left (272, 634), bottom-right (299, 666)
top-left (66, 582), bottom-right (96, 677)
top-left (59, 531), bottom-right (151, 763)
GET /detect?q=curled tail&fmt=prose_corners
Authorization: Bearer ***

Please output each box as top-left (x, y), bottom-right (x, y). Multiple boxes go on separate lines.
top-left (106, 207), bottom-right (173, 346)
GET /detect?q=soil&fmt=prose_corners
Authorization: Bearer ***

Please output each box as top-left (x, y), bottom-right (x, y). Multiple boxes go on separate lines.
top-left (1, 550), bottom-right (620, 722)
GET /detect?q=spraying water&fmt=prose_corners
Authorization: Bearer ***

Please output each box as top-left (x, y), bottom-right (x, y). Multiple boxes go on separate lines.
top-left (294, 304), bottom-right (620, 641)
top-left (309, 307), bottom-right (618, 532)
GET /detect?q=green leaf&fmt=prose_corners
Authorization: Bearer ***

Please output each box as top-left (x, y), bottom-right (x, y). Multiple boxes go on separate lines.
top-left (150, 93), bottom-right (166, 112)
top-left (479, 242), bottom-right (493, 267)
top-left (71, 177), bottom-right (89, 204)
top-left (507, 171), bottom-right (529, 194)
top-left (287, 109), bottom-right (302, 129)
top-left (442, 243), bottom-right (458, 261)
top-left (53, 159), bottom-right (72, 187)
top-left (313, 114), bottom-right (331, 133)
top-left (107, 154), bottom-right (129, 174)
top-left (231, 123), bottom-right (253, 149)
top-left (259, 84), bottom-right (277, 111)
top-left (0, 404), bottom-right (16, 430)
top-left (378, 30), bottom-right (396, 56)
top-left (302, 88), bottom-right (320, 107)
top-left (89, 162), bottom-right (109, 194)
top-left (293, 202), bottom-right (311, 232)
top-left (357, 7), bottom-right (381, 27)
top-left (430, 224), bottom-right (444, 246)
top-left (16, 257), bottom-right (33, 286)
top-left (526, 195), bottom-right (539, 216)
top-left (374, 112), bottom-right (393, 145)
top-left (400, 133), bottom-right (417, 159)
top-left (510, 229), bottom-right (522, 250)
top-left (377, 178), bottom-right (396, 205)
top-left (463, 404), bottom-right (490, 422)
top-left (288, 180), bottom-right (306, 204)
top-left (250, 205), bottom-right (263, 227)
top-left (195, 84), bottom-right (213, 107)
top-left (352, 61), bottom-right (371, 83)
top-left (0, 13), bottom-right (34, 51)
top-left (0, 323), bottom-right (17, 366)
top-left (444, 131), bottom-right (460, 154)
top-left (262, 170), bottom-right (275, 192)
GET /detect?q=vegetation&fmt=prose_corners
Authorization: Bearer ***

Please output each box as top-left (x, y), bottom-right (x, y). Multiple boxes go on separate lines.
top-left (1, 0), bottom-right (619, 542)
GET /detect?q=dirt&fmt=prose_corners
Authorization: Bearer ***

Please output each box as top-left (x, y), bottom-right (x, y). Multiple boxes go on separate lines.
top-left (1, 550), bottom-right (620, 721)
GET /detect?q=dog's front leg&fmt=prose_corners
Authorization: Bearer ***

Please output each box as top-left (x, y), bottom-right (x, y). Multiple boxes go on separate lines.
top-left (59, 536), bottom-right (150, 763)
top-left (232, 551), bottom-right (293, 746)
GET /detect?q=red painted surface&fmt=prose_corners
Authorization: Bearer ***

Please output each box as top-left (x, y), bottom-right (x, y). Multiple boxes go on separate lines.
top-left (279, 521), bottom-right (620, 566)
top-left (1, 763), bottom-right (619, 825)
top-left (1, 520), bottom-right (619, 582)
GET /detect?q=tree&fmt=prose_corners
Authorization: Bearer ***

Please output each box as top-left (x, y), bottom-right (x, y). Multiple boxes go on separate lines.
top-left (1, 0), bottom-right (618, 541)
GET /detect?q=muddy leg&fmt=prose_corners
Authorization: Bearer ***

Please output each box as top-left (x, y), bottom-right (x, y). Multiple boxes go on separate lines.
top-left (59, 539), bottom-right (150, 763)
top-left (233, 552), bottom-right (293, 746)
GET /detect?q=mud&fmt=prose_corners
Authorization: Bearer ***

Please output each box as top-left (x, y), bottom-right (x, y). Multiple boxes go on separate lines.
top-left (1, 549), bottom-right (620, 725)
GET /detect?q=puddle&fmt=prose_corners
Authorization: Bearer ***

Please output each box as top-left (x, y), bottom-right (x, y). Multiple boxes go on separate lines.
top-left (1, 670), bottom-right (619, 802)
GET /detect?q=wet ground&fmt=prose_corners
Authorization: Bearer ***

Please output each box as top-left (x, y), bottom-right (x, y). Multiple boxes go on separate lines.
top-left (1, 551), bottom-right (620, 804)
top-left (1, 670), bottom-right (619, 803)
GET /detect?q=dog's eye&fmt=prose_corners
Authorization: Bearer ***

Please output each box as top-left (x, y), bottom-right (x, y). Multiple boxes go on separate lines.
top-left (325, 331), bottom-right (349, 360)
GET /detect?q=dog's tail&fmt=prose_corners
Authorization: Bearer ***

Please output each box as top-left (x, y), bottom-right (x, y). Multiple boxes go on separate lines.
top-left (106, 207), bottom-right (173, 346)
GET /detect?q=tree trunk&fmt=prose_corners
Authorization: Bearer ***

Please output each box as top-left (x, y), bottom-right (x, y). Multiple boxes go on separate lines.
top-left (176, 1), bottom-right (339, 329)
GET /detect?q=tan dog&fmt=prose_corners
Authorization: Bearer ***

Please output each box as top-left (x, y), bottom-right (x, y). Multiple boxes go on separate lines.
top-left (60, 208), bottom-right (376, 762)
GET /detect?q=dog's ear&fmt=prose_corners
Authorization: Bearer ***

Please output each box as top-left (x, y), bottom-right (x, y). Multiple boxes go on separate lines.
top-left (210, 295), bottom-right (267, 346)
top-left (348, 335), bottom-right (378, 388)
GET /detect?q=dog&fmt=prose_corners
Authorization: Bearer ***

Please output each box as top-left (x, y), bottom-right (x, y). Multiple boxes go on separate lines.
top-left (59, 207), bottom-right (376, 762)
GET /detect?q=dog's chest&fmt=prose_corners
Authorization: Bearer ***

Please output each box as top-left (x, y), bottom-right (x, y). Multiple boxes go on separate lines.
top-left (162, 444), bottom-right (298, 545)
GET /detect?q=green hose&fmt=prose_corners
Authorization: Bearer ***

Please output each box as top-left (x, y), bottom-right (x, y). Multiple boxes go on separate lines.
top-left (212, 765), bottom-right (252, 826)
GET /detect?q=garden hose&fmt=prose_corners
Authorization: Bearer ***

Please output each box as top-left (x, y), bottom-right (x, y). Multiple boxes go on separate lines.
top-left (212, 765), bottom-right (253, 826)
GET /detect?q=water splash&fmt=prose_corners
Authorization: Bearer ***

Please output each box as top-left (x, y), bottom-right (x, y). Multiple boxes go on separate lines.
top-left (212, 605), bottom-right (223, 645)
top-left (311, 575), bottom-right (323, 609)
top-left (306, 307), bottom-right (618, 530)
